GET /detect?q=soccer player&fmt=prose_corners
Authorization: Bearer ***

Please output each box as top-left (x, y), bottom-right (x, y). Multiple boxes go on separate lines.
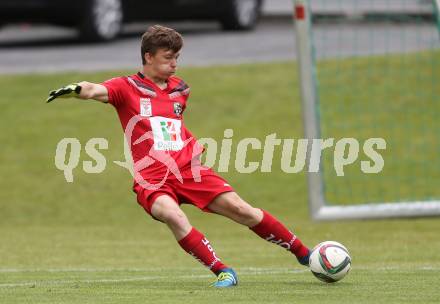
top-left (47, 25), bottom-right (310, 288)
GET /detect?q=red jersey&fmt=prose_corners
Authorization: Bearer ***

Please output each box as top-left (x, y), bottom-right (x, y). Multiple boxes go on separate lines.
top-left (102, 72), bottom-right (204, 185)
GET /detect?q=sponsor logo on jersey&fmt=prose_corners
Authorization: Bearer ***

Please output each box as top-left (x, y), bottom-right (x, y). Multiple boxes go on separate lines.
top-left (149, 117), bottom-right (184, 151)
top-left (140, 98), bottom-right (152, 117)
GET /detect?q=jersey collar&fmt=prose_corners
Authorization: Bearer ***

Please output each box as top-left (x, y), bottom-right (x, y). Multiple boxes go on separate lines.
top-left (137, 71), bottom-right (176, 93)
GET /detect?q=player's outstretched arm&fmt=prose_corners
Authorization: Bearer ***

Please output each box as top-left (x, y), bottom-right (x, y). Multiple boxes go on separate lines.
top-left (46, 81), bottom-right (109, 103)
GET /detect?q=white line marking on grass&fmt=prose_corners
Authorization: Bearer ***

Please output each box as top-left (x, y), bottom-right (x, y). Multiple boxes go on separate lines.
top-left (2, 265), bottom-right (440, 273)
top-left (0, 268), bottom-right (168, 273)
top-left (2, 266), bottom-right (439, 288)
top-left (0, 282), bottom-right (37, 288)
top-left (0, 269), bottom-right (307, 288)
top-left (0, 276), bottom-right (162, 288)
top-left (0, 267), bottom-right (307, 273)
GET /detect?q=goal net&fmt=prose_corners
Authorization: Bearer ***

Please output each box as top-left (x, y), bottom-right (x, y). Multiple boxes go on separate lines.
top-left (294, 0), bottom-right (440, 220)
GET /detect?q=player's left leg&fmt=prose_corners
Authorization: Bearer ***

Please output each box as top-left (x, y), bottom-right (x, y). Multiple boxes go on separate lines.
top-left (207, 192), bottom-right (310, 266)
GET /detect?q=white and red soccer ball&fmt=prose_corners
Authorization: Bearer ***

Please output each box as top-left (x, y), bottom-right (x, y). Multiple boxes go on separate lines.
top-left (309, 241), bottom-right (351, 283)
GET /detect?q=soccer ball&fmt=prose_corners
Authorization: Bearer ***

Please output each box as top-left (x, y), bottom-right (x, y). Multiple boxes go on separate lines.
top-left (309, 241), bottom-right (351, 283)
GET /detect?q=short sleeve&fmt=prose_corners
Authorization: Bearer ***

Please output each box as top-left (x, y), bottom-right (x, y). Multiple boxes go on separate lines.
top-left (176, 78), bottom-right (190, 110)
top-left (101, 77), bottom-right (126, 107)
top-left (182, 89), bottom-right (190, 111)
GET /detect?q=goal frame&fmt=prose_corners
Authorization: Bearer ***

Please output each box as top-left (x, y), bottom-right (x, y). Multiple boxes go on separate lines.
top-left (293, 0), bottom-right (440, 220)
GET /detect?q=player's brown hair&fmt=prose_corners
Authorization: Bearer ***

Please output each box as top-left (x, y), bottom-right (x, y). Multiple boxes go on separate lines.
top-left (141, 25), bottom-right (183, 65)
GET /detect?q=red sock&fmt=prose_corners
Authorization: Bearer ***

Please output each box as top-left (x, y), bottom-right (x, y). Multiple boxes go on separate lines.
top-left (250, 209), bottom-right (309, 258)
top-left (178, 227), bottom-right (227, 275)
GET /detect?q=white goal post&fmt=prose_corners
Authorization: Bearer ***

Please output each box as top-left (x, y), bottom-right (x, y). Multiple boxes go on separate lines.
top-left (293, 0), bottom-right (440, 220)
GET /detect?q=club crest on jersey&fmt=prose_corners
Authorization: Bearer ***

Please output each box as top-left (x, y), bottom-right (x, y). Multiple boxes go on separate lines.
top-left (140, 98), bottom-right (152, 117)
top-left (174, 102), bottom-right (183, 117)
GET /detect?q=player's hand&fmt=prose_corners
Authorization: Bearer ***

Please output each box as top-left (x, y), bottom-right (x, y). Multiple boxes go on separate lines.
top-left (46, 83), bottom-right (82, 103)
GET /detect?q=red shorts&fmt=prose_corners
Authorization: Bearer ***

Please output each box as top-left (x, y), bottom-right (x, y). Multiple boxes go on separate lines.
top-left (133, 165), bottom-right (234, 216)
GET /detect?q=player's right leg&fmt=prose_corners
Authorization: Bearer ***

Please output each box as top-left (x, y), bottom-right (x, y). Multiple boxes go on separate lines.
top-left (150, 194), bottom-right (237, 287)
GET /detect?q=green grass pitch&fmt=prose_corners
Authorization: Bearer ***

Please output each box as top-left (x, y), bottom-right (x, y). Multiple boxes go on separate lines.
top-left (1, 56), bottom-right (440, 303)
